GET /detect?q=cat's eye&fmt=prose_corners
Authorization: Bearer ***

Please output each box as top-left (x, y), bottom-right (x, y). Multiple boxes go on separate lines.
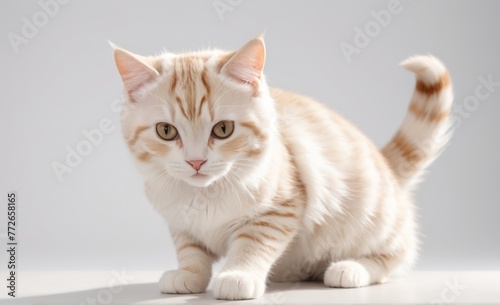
top-left (156, 123), bottom-right (178, 141)
top-left (211, 120), bottom-right (234, 139)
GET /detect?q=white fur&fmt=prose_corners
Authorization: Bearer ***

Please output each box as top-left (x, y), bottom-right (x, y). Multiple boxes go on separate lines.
top-left (113, 43), bottom-right (452, 300)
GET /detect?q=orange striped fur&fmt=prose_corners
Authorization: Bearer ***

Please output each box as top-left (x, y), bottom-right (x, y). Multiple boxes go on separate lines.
top-left (113, 38), bottom-right (453, 300)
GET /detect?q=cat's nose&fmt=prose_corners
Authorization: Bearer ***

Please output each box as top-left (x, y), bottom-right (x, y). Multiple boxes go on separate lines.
top-left (186, 160), bottom-right (207, 171)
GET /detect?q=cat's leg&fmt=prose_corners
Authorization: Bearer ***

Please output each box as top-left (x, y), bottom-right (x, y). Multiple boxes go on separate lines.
top-left (324, 254), bottom-right (403, 288)
top-left (159, 231), bottom-right (216, 294)
top-left (213, 210), bottom-right (299, 300)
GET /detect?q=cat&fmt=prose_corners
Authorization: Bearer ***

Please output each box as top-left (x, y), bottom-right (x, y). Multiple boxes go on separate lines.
top-left (111, 35), bottom-right (453, 300)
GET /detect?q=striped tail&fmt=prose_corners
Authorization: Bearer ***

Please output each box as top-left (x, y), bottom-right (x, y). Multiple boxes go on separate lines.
top-left (382, 55), bottom-right (454, 189)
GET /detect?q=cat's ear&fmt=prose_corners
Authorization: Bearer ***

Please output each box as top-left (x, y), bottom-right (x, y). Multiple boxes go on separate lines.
top-left (111, 44), bottom-right (160, 96)
top-left (221, 36), bottom-right (266, 92)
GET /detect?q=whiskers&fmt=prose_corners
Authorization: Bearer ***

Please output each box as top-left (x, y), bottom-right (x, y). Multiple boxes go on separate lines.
top-left (230, 159), bottom-right (263, 174)
top-left (168, 161), bottom-right (191, 177)
top-left (144, 165), bottom-right (181, 213)
top-left (202, 160), bottom-right (229, 176)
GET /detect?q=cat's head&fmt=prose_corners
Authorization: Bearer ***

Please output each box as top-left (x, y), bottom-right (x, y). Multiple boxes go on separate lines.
top-left (112, 36), bottom-right (276, 188)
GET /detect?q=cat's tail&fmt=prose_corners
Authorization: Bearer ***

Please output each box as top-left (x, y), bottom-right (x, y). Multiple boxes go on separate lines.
top-left (382, 55), bottom-right (454, 189)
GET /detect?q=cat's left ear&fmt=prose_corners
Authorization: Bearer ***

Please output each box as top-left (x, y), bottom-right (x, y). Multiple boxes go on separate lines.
top-left (111, 43), bottom-right (160, 96)
top-left (221, 36), bottom-right (266, 93)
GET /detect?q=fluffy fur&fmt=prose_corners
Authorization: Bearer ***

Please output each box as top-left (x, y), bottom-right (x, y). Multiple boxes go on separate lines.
top-left (112, 36), bottom-right (453, 300)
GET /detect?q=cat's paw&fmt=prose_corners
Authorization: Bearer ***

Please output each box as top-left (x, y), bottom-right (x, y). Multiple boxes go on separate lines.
top-left (213, 270), bottom-right (266, 300)
top-left (324, 260), bottom-right (370, 288)
top-left (159, 269), bottom-right (209, 294)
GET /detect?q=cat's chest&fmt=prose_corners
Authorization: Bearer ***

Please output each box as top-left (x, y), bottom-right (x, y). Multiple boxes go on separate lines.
top-left (147, 180), bottom-right (259, 254)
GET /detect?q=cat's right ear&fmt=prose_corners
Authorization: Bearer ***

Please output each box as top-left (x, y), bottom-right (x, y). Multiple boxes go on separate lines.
top-left (111, 43), bottom-right (160, 96)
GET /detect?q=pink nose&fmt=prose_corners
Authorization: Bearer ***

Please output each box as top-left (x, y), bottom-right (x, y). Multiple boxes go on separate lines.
top-left (186, 160), bottom-right (206, 171)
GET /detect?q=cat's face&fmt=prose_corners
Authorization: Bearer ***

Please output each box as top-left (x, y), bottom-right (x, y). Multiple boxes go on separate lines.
top-left (113, 37), bottom-right (275, 187)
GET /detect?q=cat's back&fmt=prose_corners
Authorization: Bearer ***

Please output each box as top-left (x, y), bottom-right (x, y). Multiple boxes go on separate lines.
top-left (270, 87), bottom-right (373, 151)
top-left (269, 87), bottom-right (397, 229)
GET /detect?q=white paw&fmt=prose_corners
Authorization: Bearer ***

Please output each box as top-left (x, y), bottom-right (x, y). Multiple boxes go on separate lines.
top-left (213, 270), bottom-right (266, 300)
top-left (324, 261), bottom-right (370, 288)
top-left (159, 269), bottom-right (209, 294)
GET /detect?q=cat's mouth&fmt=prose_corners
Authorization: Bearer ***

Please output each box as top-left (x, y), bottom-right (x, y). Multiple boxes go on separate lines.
top-left (185, 172), bottom-right (216, 188)
top-left (192, 173), bottom-right (208, 178)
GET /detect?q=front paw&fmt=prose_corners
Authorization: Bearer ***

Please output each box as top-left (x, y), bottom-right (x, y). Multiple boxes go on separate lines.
top-left (324, 260), bottom-right (370, 288)
top-left (159, 269), bottom-right (210, 294)
top-left (213, 270), bottom-right (266, 300)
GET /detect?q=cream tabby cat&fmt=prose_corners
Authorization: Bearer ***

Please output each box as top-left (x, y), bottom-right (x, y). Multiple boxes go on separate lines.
top-left (112, 36), bottom-right (453, 300)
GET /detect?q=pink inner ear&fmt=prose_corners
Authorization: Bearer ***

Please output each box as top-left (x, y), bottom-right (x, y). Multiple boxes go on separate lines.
top-left (114, 48), bottom-right (159, 96)
top-left (222, 38), bottom-right (265, 91)
top-left (225, 60), bottom-right (262, 89)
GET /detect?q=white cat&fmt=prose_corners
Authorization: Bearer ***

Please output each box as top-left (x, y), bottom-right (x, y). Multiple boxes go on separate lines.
top-left (112, 36), bottom-right (453, 300)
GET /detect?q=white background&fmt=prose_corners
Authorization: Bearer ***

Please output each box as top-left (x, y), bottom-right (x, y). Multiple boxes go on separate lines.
top-left (1, 0), bottom-right (499, 273)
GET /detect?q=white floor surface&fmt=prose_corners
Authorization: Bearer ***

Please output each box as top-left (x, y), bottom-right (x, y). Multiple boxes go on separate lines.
top-left (0, 271), bottom-right (499, 304)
